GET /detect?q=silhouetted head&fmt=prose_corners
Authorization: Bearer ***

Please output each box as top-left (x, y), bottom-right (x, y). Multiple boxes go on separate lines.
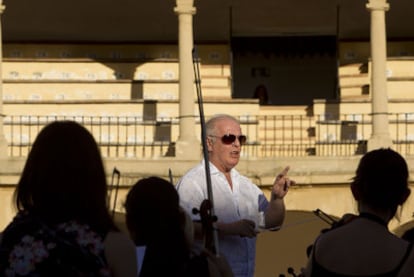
top-left (125, 177), bottom-right (192, 277)
top-left (253, 84), bottom-right (269, 105)
top-left (351, 148), bottom-right (410, 214)
top-left (15, 120), bottom-right (114, 231)
top-left (125, 176), bottom-right (186, 245)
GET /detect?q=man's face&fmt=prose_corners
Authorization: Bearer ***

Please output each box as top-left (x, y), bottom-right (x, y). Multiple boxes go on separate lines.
top-left (208, 118), bottom-right (244, 173)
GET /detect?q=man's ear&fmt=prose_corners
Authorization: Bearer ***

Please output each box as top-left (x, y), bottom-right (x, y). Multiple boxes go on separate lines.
top-left (207, 137), bottom-right (213, 152)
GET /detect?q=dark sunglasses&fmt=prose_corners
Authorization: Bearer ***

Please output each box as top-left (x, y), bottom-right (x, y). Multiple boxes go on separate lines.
top-left (209, 134), bottom-right (247, 145)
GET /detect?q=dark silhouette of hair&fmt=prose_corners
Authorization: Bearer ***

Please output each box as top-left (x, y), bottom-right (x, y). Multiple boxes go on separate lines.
top-left (125, 176), bottom-right (190, 277)
top-left (351, 148), bottom-right (409, 213)
top-left (14, 120), bottom-right (116, 233)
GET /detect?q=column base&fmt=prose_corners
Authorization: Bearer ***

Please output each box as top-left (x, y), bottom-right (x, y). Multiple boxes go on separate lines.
top-left (367, 135), bottom-right (393, 152)
top-left (175, 138), bottom-right (201, 160)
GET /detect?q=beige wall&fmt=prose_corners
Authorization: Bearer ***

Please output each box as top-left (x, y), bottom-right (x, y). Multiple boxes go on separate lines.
top-left (2, 155), bottom-right (414, 232)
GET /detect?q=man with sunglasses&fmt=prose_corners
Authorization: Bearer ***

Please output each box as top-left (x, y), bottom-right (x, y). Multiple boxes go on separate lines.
top-left (176, 114), bottom-right (293, 277)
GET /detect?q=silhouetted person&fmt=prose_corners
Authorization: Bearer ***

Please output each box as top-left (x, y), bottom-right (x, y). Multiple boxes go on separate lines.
top-left (0, 120), bottom-right (137, 276)
top-left (252, 84), bottom-right (271, 105)
top-left (125, 176), bottom-right (233, 277)
top-left (302, 148), bottom-right (414, 276)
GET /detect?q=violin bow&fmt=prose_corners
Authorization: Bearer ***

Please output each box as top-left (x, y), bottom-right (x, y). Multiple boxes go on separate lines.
top-left (192, 46), bottom-right (220, 256)
top-left (109, 167), bottom-right (121, 218)
top-left (168, 168), bottom-right (174, 184)
top-left (313, 208), bottom-right (337, 226)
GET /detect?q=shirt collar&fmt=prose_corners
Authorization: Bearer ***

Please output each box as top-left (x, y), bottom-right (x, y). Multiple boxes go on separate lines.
top-left (200, 159), bottom-right (239, 177)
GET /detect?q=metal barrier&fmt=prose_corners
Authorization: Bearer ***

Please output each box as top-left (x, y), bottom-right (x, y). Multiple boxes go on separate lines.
top-left (4, 113), bottom-right (414, 158)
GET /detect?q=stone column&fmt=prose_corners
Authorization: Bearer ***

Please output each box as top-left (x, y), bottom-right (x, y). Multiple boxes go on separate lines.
top-left (0, 1), bottom-right (7, 158)
top-left (366, 0), bottom-right (393, 152)
top-left (174, 0), bottom-right (201, 160)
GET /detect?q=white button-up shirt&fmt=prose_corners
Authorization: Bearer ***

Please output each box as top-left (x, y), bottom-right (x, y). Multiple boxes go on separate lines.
top-left (176, 161), bottom-right (269, 277)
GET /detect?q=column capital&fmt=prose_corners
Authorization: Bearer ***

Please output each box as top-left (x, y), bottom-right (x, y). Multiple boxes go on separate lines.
top-left (366, 0), bottom-right (389, 11)
top-left (0, 0), bottom-right (4, 14)
top-left (174, 0), bottom-right (196, 15)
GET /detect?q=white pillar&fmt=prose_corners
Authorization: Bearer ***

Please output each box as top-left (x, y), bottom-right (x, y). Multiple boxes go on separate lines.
top-left (366, 0), bottom-right (393, 151)
top-left (174, 0), bottom-right (201, 159)
top-left (0, 1), bottom-right (7, 158)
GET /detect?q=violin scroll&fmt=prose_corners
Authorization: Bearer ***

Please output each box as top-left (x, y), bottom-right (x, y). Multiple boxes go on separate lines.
top-left (193, 199), bottom-right (218, 255)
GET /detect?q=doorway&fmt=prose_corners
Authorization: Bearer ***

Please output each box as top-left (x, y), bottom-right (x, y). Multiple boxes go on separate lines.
top-left (231, 36), bottom-right (338, 105)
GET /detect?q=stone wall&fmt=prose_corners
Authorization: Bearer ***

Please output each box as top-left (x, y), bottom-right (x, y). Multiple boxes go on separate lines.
top-left (1, 155), bottom-right (414, 232)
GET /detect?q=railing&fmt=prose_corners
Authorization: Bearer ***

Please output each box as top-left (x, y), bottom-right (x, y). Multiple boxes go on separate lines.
top-left (4, 113), bottom-right (414, 158)
top-left (315, 113), bottom-right (414, 156)
top-left (5, 115), bottom-right (176, 158)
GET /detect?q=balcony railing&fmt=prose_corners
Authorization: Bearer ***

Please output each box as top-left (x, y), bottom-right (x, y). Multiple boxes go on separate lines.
top-left (4, 113), bottom-right (414, 158)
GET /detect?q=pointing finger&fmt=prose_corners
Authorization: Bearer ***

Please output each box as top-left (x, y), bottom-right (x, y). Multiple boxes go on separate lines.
top-left (277, 166), bottom-right (290, 179)
top-left (281, 166), bottom-right (290, 175)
